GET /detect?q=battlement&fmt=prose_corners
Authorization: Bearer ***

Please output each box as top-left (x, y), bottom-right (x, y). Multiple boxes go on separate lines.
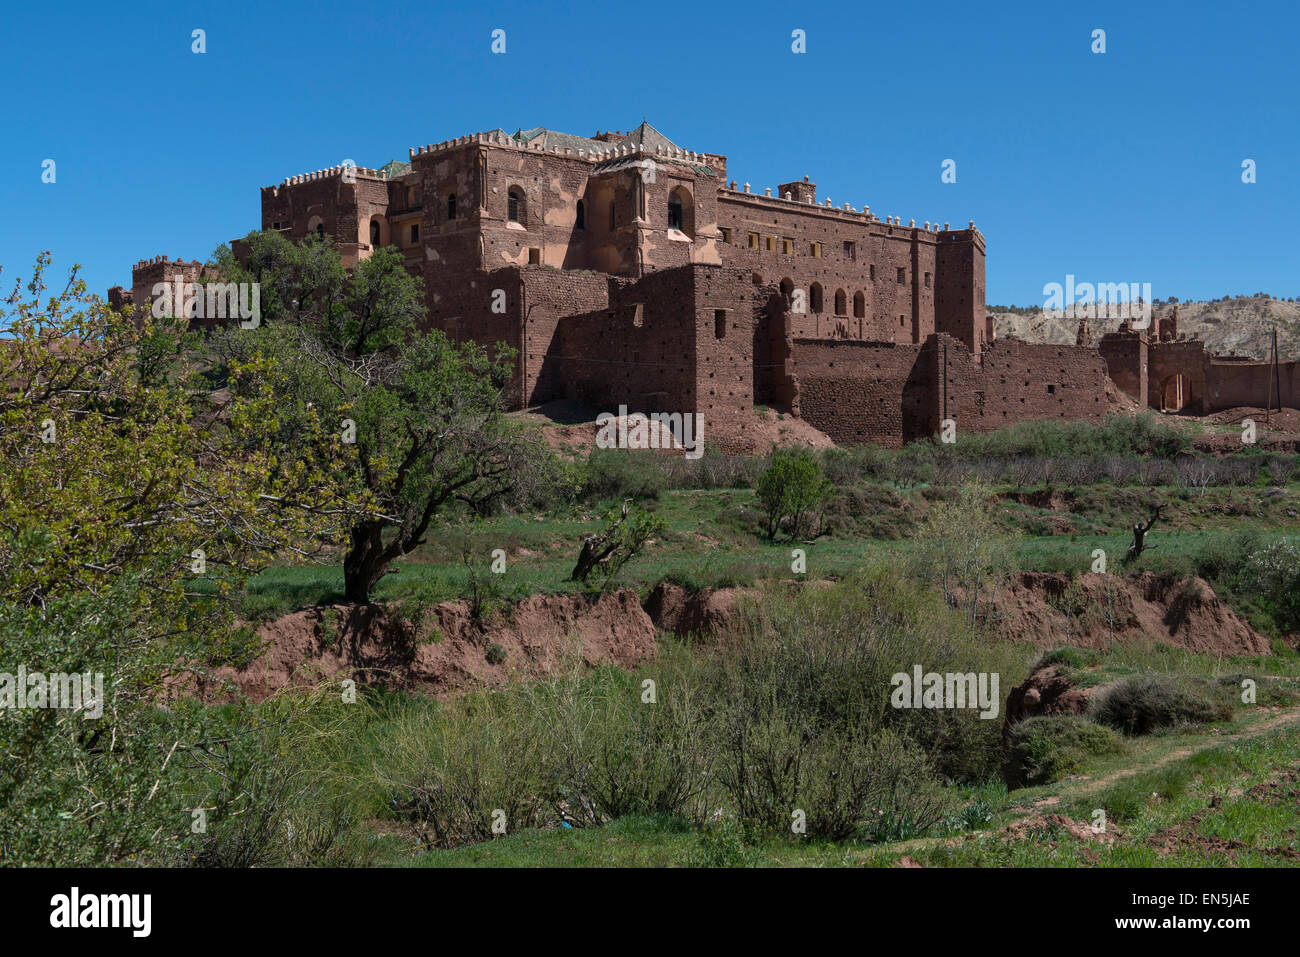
top-left (132, 255), bottom-right (202, 273)
top-left (262, 164), bottom-right (388, 195)
top-left (719, 182), bottom-right (981, 243)
top-left (403, 129), bottom-right (726, 173)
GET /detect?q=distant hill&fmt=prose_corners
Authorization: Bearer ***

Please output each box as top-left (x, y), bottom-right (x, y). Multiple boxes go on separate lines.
top-left (990, 295), bottom-right (1300, 361)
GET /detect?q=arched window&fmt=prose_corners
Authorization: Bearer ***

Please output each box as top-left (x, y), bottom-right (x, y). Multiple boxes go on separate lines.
top-left (508, 186), bottom-right (525, 225)
top-left (575, 199), bottom-right (585, 230)
top-left (667, 186), bottom-right (694, 237)
top-left (370, 220), bottom-right (381, 246)
top-left (834, 289), bottom-right (847, 316)
top-left (306, 215), bottom-right (324, 238)
top-left (853, 291), bottom-right (866, 318)
top-left (447, 193), bottom-right (457, 221)
top-left (779, 278), bottom-right (794, 307)
top-left (810, 283), bottom-right (824, 313)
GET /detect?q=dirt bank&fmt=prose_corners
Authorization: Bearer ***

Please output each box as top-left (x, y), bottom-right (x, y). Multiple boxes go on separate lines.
top-left (201, 584), bottom-right (756, 701)
top-left (990, 571), bottom-right (1271, 655)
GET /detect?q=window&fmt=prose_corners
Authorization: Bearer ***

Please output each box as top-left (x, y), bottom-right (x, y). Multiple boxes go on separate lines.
top-left (508, 187), bottom-right (526, 225)
top-left (668, 196), bottom-right (683, 230)
top-left (668, 186), bottom-right (693, 237)
top-left (272, 221), bottom-right (281, 230)
top-left (447, 194), bottom-right (457, 220)
top-left (714, 309), bottom-right (727, 339)
top-left (843, 241), bottom-right (856, 260)
top-left (410, 223), bottom-right (419, 243)
top-left (370, 220), bottom-right (381, 246)
top-left (834, 289), bottom-right (847, 316)
top-left (720, 227), bottom-right (732, 244)
top-left (765, 236), bottom-right (775, 251)
top-left (316, 224), bottom-right (325, 238)
top-left (896, 267), bottom-right (906, 284)
top-left (782, 237), bottom-right (793, 255)
top-left (528, 247), bottom-right (541, 265)
top-left (853, 291), bottom-right (865, 318)
top-left (575, 200), bottom-right (585, 230)
top-left (810, 283), bottom-right (824, 313)
top-left (924, 271), bottom-right (931, 288)
top-left (870, 264), bottom-right (876, 281)
top-left (610, 201), bottom-right (617, 230)
top-left (1047, 384), bottom-right (1056, 394)
top-left (748, 232), bottom-right (759, 249)
top-left (810, 242), bottom-right (821, 258)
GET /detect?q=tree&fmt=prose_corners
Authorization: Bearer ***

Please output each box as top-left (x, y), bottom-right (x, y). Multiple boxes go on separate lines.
top-left (568, 500), bottom-right (665, 587)
top-left (1124, 504), bottom-right (1167, 565)
top-left (755, 449), bottom-right (831, 541)
top-left (207, 231), bottom-right (548, 603)
top-left (0, 254), bottom-right (347, 864)
top-left (909, 485), bottom-right (1017, 630)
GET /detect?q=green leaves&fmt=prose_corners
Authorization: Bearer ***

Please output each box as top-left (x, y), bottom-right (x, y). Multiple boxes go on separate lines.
top-left (755, 449), bottom-right (831, 541)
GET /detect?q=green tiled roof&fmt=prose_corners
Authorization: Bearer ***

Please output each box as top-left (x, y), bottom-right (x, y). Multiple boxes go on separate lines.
top-left (619, 121), bottom-right (679, 154)
top-left (379, 160), bottom-right (411, 179)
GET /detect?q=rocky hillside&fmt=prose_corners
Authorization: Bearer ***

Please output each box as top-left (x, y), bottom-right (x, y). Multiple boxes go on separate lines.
top-left (991, 295), bottom-right (1300, 360)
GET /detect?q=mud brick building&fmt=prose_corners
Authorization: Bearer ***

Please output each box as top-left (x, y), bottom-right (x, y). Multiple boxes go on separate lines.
top-left (113, 123), bottom-right (1298, 450)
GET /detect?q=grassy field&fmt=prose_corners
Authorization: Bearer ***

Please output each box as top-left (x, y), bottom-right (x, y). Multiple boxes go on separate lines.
top-left (209, 418), bottom-right (1300, 868)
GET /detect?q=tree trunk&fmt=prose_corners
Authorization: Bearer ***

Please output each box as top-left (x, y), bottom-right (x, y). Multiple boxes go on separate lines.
top-left (343, 520), bottom-right (388, 604)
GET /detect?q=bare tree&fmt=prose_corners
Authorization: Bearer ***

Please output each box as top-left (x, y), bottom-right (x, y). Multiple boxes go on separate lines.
top-left (1124, 503), bottom-right (1167, 565)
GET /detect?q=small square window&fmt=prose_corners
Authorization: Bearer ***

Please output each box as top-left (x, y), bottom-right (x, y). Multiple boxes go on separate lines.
top-left (843, 241), bottom-right (856, 260)
top-left (748, 232), bottom-right (759, 249)
top-left (528, 247), bottom-right (541, 265)
top-left (924, 272), bottom-right (932, 288)
top-left (897, 267), bottom-right (906, 283)
top-left (782, 238), bottom-right (793, 255)
top-left (765, 236), bottom-right (775, 251)
top-left (721, 227), bottom-right (733, 244)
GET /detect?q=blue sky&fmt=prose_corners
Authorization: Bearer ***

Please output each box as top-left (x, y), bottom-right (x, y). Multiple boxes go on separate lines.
top-left (3, 0), bottom-right (1297, 306)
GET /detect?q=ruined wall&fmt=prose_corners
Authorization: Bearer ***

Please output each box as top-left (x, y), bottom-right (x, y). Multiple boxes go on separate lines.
top-left (788, 339), bottom-right (930, 448)
top-left (938, 335), bottom-right (1111, 433)
top-left (691, 266), bottom-right (760, 453)
top-left (519, 268), bottom-right (610, 405)
top-left (552, 267), bottom-right (699, 418)
top-left (1203, 357), bottom-right (1300, 412)
top-left (1148, 340), bottom-right (1209, 413)
top-left (1098, 332), bottom-right (1148, 406)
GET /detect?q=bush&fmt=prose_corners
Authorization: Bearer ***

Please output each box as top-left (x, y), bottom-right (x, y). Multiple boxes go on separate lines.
top-left (1091, 675), bottom-right (1233, 735)
top-left (1003, 715), bottom-right (1126, 789)
top-left (755, 449), bottom-right (831, 540)
top-left (582, 449), bottom-right (667, 501)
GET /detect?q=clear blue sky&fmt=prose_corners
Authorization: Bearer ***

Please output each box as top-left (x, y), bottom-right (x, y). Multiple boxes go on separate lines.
top-left (4, 0), bottom-right (1297, 306)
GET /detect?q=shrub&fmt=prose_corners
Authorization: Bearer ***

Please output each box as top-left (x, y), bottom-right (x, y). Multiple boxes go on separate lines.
top-left (755, 449), bottom-right (831, 540)
top-left (1003, 715), bottom-right (1126, 789)
top-left (1091, 675), bottom-right (1233, 735)
top-left (583, 448), bottom-right (667, 501)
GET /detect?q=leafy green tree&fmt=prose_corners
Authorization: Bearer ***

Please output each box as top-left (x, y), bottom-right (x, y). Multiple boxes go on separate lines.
top-left (207, 231), bottom-right (548, 603)
top-left (0, 254), bottom-right (347, 864)
top-left (568, 500), bottom-right (665, 586)
top-left (755, 449), bottom-right (831, 541)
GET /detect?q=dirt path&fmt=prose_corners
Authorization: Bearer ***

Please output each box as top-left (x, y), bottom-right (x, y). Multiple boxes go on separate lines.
top-left (880, 705), bottom-right (1300, 857)
top-left (1063, 705), bottom-right (1300, 798)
